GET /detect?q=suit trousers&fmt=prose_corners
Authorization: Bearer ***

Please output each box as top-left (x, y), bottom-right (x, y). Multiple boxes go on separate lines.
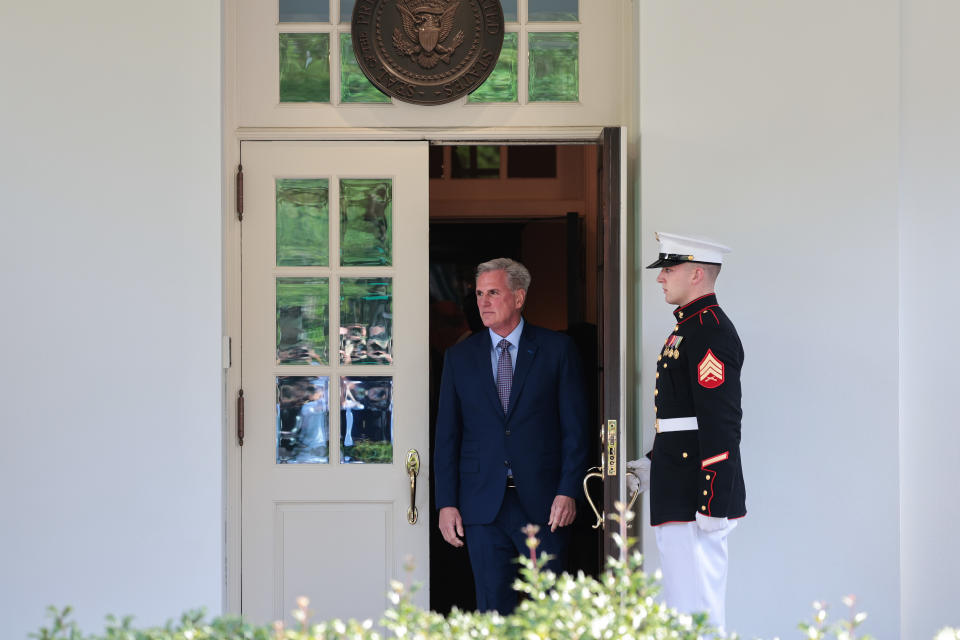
top-left (654, 519), bottom-right (738, 634)
top-left (464, 486), bottom-right (569, 614)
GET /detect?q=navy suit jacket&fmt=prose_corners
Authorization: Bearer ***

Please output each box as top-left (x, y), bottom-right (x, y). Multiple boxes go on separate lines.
top-left (434, 322), bottom-right (589, 526)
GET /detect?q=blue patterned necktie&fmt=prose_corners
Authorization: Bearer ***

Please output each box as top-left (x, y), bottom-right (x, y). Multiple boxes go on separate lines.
top-left (496, 339), bottom-right (513, 414)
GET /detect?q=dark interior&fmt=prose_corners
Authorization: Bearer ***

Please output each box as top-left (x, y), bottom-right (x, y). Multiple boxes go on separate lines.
top-left (427, 145), bottom-right (603, 612)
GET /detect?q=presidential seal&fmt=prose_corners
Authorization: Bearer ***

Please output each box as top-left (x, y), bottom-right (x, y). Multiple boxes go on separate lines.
top-left (351, 0), bottom-right (505, 105)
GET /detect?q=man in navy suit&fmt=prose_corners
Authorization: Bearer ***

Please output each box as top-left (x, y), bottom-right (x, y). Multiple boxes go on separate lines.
top-left (434, 257), bottom-right (589, 614)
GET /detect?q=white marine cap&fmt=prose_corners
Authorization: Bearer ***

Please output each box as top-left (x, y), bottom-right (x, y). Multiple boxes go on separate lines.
top-left (646, 232), bottom-right (732, 269)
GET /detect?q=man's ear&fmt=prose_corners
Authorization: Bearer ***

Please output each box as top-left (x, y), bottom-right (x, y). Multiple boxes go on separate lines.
top-left (690, 265), bottom-right (705, 285)
top-left (515, 288), bottom-right (527, 309)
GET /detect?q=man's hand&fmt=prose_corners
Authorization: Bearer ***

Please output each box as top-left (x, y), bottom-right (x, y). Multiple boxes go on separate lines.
top-left (626, 457), bottom-right (651, 494)
top-left (438, 506), bottom-right (465, 547)
top-left (547, 495), bottom-right (576, 532)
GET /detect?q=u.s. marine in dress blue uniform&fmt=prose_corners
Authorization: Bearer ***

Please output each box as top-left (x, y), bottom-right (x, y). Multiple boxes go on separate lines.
top-left (649, 291), bottom-right (746, 526)
top-left (628, 231), bottom-right (746, 634)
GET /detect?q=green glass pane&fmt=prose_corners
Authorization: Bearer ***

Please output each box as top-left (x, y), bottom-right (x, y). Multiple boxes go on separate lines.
top-left (340, 0), bottom-right (355, 23)
top-left (279, 0), bottom-right (329, 22)
top-left (340, 34), bottom-right (390, 103)
top-left (529, 0), bottom-right (578, 21)
top-left (340, 179), bottom-right (392, 266)
top-left (452, 145), bottom-right (500, 178)
top-left (340, 376), bottom-right (393, 464)
top-left (276, 178), bottom-right (329, 266)
top-left (277, 277), bottom-right (329, 366)
top-left (528, 32), bottom-right (579, 102)
top-left (501, 0), bottom-right (517, 22)
top-left (340, 278), bottom-right (392, 365)
top-left (279, 33), bottom-right (330, 103)
top-left (468, 32), bottom-right (518, 103)
top-left (277, 376), bottom-right (330, 464)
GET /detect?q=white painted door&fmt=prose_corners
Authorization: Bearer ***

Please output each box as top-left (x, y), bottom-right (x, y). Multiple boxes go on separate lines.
top-left (240, 141), bottom-right (429, 625)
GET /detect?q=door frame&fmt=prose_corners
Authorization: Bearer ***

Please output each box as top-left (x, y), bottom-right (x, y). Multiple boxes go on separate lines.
top-left (598, 126), bottom-right (629, 561)
top-left (222, 126), bottom-right (629, 615)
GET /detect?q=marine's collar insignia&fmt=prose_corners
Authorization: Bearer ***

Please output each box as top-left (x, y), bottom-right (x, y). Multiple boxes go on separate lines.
top-left (698, 349), bottom-right (725, 388)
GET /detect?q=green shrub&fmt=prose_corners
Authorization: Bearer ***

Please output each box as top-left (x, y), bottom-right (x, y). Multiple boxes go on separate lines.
top-left (29, 510), bottom-right (955, 640)
top-left (30, 519), bottom-right (711, 640)
top-left (796, 596), bottom-right (873, 640)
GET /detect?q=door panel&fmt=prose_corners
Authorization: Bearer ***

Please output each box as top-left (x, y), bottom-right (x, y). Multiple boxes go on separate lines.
top-left (241, 141), bottom-right (429, 624)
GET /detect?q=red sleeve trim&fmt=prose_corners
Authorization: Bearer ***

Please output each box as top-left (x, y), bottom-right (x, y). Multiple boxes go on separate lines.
top-left (702, 452), bottom-right (730, 515)
top-left (701, 451), bottom-right (730, 467)
top-left (706, 470), bottom-right (717, 516)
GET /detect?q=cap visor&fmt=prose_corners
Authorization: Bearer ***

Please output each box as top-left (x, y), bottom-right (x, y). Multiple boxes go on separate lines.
top-left (646, 258), bottom-right (685, 269)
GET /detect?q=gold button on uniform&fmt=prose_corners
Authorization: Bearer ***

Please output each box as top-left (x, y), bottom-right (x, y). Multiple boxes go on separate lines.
top-left (663, 363), bottom-right (668, 368)
top-left (657, 355), bottom-right (662, 361)
top-left (682, 452), bottom-right (688, 458)
top-left (703, 490), bottom-right (708, 495)
top-left (656, 372), bottom-right (660, 379)
top-left (654, 389), bottom-right (659, 396)
top-left (678, 311), bottom-right (684, 318)
top-left (674, 325), bottom-right (679, 332)
top-left (701, 505), bottom-right (707, 511)
top-left (705, 474), bottom-right (711, 480)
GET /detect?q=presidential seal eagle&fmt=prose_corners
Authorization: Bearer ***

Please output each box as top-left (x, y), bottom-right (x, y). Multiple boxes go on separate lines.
top-left (392, 0), bottom-right (465, 69)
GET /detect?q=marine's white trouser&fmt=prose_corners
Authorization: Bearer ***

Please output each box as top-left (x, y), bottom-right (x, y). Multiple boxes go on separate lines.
top-left (654, 519), bottom-right (738, 634)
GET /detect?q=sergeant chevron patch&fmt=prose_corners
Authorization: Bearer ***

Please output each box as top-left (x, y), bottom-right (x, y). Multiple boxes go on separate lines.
top-left (698, 349), bottom-right (724, 388)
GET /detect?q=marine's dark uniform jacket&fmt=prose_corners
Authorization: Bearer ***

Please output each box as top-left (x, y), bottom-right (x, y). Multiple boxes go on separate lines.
top-left (647, 293), bottom-right (746, 526)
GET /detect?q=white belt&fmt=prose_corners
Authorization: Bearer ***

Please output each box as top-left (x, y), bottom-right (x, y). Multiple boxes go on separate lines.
top-left (655, 417), bottom-right (699, 433)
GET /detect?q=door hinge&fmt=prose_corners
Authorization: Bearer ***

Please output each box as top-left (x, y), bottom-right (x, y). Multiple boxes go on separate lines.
top-left (237, 389), bottom-right (245, 446)
top-left (236, 164), bottom-right (244, 221)
top-left (222, 336), bottom-right (232, 369)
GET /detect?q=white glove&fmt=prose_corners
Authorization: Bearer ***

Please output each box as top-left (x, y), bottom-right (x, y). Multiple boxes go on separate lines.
top-left (695, 511), bottom-right (730, 532)
top-left (626, 457), bottom-right (651, 494)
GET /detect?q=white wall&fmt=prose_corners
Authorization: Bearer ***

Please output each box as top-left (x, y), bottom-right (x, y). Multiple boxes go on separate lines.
top-left (637, 2), bottom-right (901, 637)
top-left (899, 1), bottom-right (960, 638)
top-left (1, 1), bottom-right (955, 638)
top-left (0, 3), bottom-right (223, 638)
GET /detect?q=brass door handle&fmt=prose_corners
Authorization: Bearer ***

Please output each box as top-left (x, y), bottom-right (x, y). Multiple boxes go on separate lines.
top-left (582, 466), bottom-right (642, 530)
top-left (406, 449), bottom-right (420, 525)
top-left (583, 466), bottom-right (604, 529)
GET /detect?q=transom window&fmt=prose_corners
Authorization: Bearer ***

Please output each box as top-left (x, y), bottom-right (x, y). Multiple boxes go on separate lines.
top-left (276, 0), bottom-right (581, 104)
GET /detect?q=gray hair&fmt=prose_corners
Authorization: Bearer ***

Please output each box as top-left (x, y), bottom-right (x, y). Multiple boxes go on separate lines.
top-left (476, 258), bottom-right (531, 292)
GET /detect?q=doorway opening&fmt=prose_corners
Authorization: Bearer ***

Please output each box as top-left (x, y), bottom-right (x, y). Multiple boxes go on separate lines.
top-left (427, 143), bottom-right (604, 613)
